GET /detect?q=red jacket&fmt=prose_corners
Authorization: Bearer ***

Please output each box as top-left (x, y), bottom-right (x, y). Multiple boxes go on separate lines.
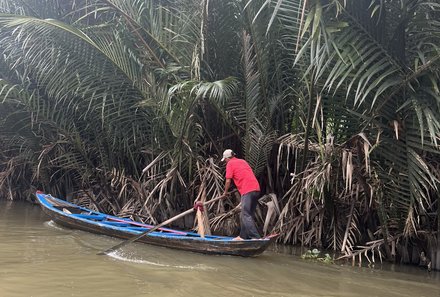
top-left (225, 157), bottom-right (260, 195)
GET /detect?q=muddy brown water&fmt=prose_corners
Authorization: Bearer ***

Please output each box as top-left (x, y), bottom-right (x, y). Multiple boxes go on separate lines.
top-left (0, 200), bottom-right (438, 297)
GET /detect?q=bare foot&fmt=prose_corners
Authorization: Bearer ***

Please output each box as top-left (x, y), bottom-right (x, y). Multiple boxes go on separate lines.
top-left (232, 236), bottom-right (243, 241)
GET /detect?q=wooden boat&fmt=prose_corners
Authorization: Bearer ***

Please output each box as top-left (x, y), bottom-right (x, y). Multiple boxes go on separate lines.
top-left (35, 191), bottom-right (276, 257)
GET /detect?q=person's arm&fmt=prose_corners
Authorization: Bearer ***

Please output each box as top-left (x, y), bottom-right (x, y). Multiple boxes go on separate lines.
top-left (223, 178), bottom-right (232, 197)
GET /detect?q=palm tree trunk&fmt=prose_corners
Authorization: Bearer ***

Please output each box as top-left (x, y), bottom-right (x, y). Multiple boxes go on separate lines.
top-left (301, 74), bottom-right (315, 172)
top-left (377, 196), bottom-right (393, 262)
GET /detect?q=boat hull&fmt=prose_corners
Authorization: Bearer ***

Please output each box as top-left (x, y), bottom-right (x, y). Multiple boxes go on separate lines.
top-left (36, 192), bottom-right (275, 257)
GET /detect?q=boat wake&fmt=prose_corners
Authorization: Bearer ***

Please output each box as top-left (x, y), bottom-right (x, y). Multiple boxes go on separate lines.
top-left (45, 220), bottom-right (67, 231)
top-left (108, 251), bottom-right (215, 271)
top-left (41, 217), bottom-right (215, 270)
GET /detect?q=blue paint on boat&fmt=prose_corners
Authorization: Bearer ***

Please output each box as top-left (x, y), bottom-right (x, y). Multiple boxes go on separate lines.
top-left (35, 192), bottom-right (276, 256)
top-left (36, 192), bottom-right (238, 241)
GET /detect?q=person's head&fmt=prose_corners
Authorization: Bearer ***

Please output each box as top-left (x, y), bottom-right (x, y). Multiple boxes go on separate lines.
top-left (221, 149), bottom-right (235, 163)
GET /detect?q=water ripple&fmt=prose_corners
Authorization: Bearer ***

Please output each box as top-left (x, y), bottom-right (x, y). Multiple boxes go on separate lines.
top-left (107, 251), bottom-right (216, 271)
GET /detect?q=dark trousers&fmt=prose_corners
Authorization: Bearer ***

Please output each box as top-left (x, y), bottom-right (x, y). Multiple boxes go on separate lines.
top-left (240, 191), bottom-right (261, 239)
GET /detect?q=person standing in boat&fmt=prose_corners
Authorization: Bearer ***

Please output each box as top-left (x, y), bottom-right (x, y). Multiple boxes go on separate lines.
top-left (221, 149), bottom-right (261, 240)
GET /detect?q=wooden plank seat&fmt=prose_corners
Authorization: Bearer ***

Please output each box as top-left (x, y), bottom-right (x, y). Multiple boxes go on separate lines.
top-left (54, 205), bottom-right (83, 214)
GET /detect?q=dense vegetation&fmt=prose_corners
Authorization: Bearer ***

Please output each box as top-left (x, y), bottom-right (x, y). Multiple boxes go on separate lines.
top-left (0, 0), bottom-right (439, 270)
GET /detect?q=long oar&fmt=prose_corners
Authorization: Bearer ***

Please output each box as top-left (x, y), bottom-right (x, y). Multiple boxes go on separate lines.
top-left (97, 193), bottom-right (227, 255)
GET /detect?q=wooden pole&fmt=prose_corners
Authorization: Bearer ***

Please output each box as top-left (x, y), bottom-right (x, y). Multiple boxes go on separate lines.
top-left (98, 193), bottom-right (226, 255)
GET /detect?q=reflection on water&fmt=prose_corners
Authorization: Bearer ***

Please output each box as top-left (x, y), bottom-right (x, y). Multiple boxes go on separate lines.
top-left (0, 200), bottom-right (438, 297)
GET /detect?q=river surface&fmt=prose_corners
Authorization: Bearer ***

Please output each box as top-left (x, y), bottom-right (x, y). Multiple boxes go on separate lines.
top-left (0, 200), bottom-right (438, 297)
